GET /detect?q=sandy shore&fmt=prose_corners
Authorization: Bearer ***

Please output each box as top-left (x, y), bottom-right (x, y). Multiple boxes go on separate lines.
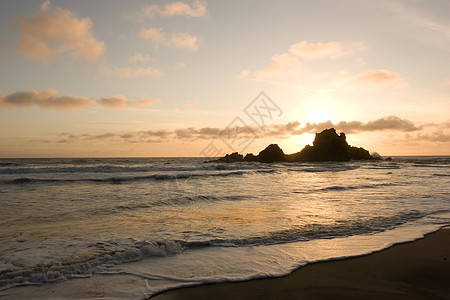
top-left (153, 227), bottom-right (450, 300)
top-left (2, 228), bottom-right (449, 299)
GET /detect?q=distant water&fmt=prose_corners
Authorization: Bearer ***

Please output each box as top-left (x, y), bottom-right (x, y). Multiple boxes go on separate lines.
top-left (0, 156), bottom-right (449, 297)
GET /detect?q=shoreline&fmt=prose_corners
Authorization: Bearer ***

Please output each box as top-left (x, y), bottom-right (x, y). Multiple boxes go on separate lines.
top-left (152, 227), bottom-right (450, 300)
top-left (1, 227), bottom-right (449, 299)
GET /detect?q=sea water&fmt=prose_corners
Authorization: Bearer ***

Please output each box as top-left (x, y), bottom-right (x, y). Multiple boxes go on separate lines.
top-left (0, 157), bottom-right (449, 298)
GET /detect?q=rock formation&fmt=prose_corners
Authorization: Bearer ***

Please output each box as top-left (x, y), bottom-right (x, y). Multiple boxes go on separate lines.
top-left (209, 128), bottom-right (378, 163)
top-left (215, 152), bottom-right (243, 163)
top-left (286, 128), bottom-right (373, 162)
top-left (248, 144), bottom-right (286, 163)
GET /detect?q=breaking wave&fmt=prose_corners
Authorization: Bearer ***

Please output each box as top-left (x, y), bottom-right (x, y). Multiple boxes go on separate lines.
top-left (0, 209), bottom-right (436, 291)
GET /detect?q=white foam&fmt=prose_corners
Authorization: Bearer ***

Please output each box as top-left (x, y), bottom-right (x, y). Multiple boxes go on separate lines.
top-left (105, 221), bottom-right (447, 298)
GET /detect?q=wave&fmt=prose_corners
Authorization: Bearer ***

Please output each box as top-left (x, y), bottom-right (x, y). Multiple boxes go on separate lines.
top-left (0, 162), bottom-right (269, 175)
top-left (433, 173), bottom-right (450, 177)
top-left (205, 210), bottom-right (428, 247)
top-left (153, 194), bottom-right (254, 207)
top-left (0, 162), bottom-right (23, 167)
top-left (0, 209), bottom-right (439, 291)
top-left (0, 239), bottom-right (183, 291)
top-left (1, 156), bottom-right (449, 174)
top-left (318, 182), bottom-right (398, 192)
top-left (395, 156), bottom-right (450, 165)
top-left (413, 164), bottom-right (450, 168)
top-left (1, 171), bottom-right (247, 185)
top-left (292, 182), bottom-right (399, 194)
top-left (288, 164), bottom-right (361, 173)
top-left (365, 165), bottom-right (401, 170)
top-left (93, 194), bottom-right (253, 212)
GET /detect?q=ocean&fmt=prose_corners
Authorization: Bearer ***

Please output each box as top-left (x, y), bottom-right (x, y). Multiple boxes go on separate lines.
top-left (0, 156), bottom-right (449, 298)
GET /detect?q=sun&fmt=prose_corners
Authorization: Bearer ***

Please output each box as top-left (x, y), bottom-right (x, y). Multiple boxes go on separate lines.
top-left (307, 110), bottom-right (335, 124)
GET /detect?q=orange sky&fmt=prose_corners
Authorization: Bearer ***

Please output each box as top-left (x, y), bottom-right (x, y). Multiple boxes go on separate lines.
top-left (0, 0), bottom-right (449, 157)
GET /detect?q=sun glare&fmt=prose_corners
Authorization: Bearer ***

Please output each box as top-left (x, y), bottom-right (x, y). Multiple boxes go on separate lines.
top-left (307, 110), bottom-right (335, 124)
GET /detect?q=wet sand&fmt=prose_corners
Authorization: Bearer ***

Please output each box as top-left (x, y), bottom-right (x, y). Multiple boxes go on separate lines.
top-left (152, 227), bottom-right (450, 300)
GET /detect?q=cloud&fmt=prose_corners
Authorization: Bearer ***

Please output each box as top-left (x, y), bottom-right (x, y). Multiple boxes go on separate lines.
top-left (0, 89), bottom-right (94, 110)
top-left (57, 130), bottom-right (172, 144)
top-left (127, 53), bottom-right (152, 64)
top-left (355, 69), bottom-right (400, 84)
top-left (98, 96), bottom-right (160, 108)
top-left (86, 133), bottom-right (117, 140)
top-left (237, 69), bottom-right (250, 79)
top-left (244, 41), bottom-right (365, 79)
top-left (102, 66), bottom-right (162, 78)
top-left (130, 1), bottom-right (206, 20)
top-left (48, 123), bottom-right (302, 145)
top-left (413, 131), bottom-right (450, 142)
top-left (255, 52), bottom-right (302, 79)
top-left (46, 116), bottom-right (426, 146)
top-left (138, 28), bottom-right (199, 51)
top-left (289, 41), bottom-right (346, 60)
top-left (15, 0), bottom-right (104, 62)
top-left (300, 116), bottom-right (421, 134)
top-left (357, 116), bottom-right (420, 132)
top-left (0, 90), bottom-right (160, 110)
top-left (402, 119), bottom-right (450, 143)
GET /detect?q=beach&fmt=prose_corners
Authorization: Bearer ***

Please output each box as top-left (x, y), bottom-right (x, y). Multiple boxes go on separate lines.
top-left (153, 227), bottom-right (450, 300)
top-left (2, 0), bottom-right (450, 299)
top-left (0, 157), bottom-right (449, 299)
top-left (3, 227), bottom-right (448, 299)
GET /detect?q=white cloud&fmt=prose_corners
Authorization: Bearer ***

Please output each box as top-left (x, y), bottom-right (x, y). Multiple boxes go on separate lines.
top-left (138, 28), bottom-right (199, 52)
top-left (356, 69), bottom-right (399, 84)
top-left (354, 69), bottom-right (408, 88)
top-left (15, 0), bottom-right (104, 62)
top-left (289, 41), bottom-right (345, 60)
top-left (243, 41), bottom-right (365, 80)
top-left (130, 1), bottom-right (207, 20)
top-left (254, 52), bottom-right (302, 79)
top-left (138, 28), bottom-right (165, 46)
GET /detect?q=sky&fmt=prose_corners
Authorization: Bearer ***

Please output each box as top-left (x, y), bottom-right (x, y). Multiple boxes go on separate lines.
top-left (0, 0), bottom-right (449, 158)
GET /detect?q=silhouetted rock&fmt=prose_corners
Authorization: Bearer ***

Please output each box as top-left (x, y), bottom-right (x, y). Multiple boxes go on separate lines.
top-left (215, 152), bottom-right (243, 163)
top-left (210, 128), bottom-right (376, 163)
top-left (287, 129), bottom-right (350, 162)
top-left (243, 153), bottom-right (258, 162)
top-left (287, 128), bottom-right (374, 162)
top-left (255, 144), bottom-right (286, 163)
top-left (349, 146), bottom-right (373, 160)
